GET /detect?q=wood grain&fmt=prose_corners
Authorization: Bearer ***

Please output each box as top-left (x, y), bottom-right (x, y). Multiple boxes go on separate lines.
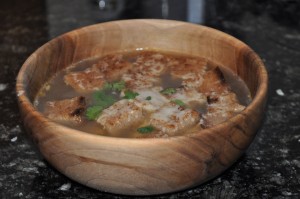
top-left (16, 19), bottom-right (268, 195)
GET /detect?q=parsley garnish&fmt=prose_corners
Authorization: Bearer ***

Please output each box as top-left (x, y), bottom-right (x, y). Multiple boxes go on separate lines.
top-left (93, 90), bottom-right (117, 107)
top-left (86, 106), bottom-right (104, 120)
top-left (137, 125), bottom-right (155, 134)
top-left (160, 88), bottom-right (176, 95)
top-left (104, 80), bottom-right (125, 92)
top-left (86, 90), bottom-right (117, 120)
top-left (171, 99), bottom-right (187, 107)
top-left (146, 96), bottom-right (152, 100)
top-left (123, 90), bottom-right (139, 99)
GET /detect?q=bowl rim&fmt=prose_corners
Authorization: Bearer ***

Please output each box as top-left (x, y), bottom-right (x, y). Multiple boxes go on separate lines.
top-left (16, 19), bottom-right (268, 144)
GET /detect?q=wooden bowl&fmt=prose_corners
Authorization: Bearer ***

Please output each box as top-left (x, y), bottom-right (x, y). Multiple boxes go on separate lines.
top-left (16, 19), bottom-right (268, 195)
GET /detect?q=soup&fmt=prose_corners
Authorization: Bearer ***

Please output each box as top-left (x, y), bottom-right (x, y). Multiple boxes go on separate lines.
top-left (34, 50), bottom-right (251, 138)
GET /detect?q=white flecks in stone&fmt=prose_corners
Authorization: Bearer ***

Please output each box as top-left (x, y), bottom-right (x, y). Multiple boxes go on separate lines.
top-left (11, 136), bottom-right (18, 142)
top-left (252, 161), bottom-right (259, 166)
top-left (281, 191), bottom-right (293, 196)
top-left (22, 167), bottom-right (38, 173)
top-left (11, 125), bottom-right (21, 133)
top-left (276, 89), bottom-right (285, 96)
top-left (18, 192), bottom-right (23, 197)
top-left (0, 120), bottom-right (8, 129)
top-left (33, 160), bottom-right (46, 168)
top-left (275, 60), bottom-right (280, 66)
top-left (58, 183), bottom-right (71, 191)
top-left (284, 33), bottom-right (300, 40)
top-left (292, 160), bottom-right (300, 168)
top-left (270, 173), bottom-right (285, 185)
top-left (294, 134), bottom-right (300, 139)
top-left (0, 84), bottom-right (7, 91)
top-left (253, 166), bottom-right (262, 170)
top-left (281, 160), bottom-right (290, 166)
top-left (8, 162), bottom-right (17, 167)
top-left (279, 148), bottom-right (289, 154)
top-left (0, 133), bottom-right (9, 140)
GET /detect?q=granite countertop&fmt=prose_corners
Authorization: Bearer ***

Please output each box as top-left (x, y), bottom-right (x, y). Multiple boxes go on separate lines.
top-left (0, 0), bottom-right (299, 198)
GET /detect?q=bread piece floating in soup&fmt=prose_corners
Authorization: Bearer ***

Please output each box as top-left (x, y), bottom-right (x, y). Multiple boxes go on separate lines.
top-left (134, 52), bottom-right (168, 76)
top-left (64, 65), bottom-right (106, 93)
top-left (133, 87), bottom-right (169, 112)
top-left (44, 96), bottom-right (86, 123)
top-left (170, 57), bottom-right (207, 88)
top-left (121, 53), bottom-right (168, 89)
top-left (34, 50), bottom-right (251, 138)
top-left (97, 99), bottom-right (144, 135)
top-left (198, 66), bottom-right (246, 127)
top-left (92, 54), bottom-right (132, 82)
top-left (201, 92), bottom-right (245, 128)
top-left (199, 66), bottom-right (229, 95)
top-left (64, 54), bottom-right (132, 92)
top-left (150, 102), bottom-right (200, 136)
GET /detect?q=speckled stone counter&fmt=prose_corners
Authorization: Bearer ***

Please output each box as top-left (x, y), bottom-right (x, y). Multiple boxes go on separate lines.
top-left (0, 0), bottom-right (299, 198)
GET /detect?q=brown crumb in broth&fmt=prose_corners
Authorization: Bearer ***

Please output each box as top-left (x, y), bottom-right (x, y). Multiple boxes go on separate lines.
top-left (44, 96), bottom-right (86, 124)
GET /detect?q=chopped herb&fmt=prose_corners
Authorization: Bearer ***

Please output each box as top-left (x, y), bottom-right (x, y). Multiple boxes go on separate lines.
top-left (160, 88), bottom-right (176, 95)
top-left (104, 80), bottom-right (125, 92)
top-left (123, 90), bottom-right (139, 99)
top-left (137, 125), bottom-right (155, 134)
top-left (171, 99), bottom-right (187, 107)
top-left (86, 105), bottom-right (103, 120)
top-left (146, 96), bottom-right (152, 100)
top-left (86, 90), bottom-right (118, 120)
top-left (93, 90), bottom-right (117, 108)
top-left (103, 83), bottom-right (111, 90)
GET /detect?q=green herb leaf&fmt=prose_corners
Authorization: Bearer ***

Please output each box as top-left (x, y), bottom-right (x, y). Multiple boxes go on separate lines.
top-left (137, 125), bottom-right (155, 134)
top-left (104, 80), bottom-right (125, 92)
top-left (87, 90), bottom-right (117, 120)
top-left (103, 83), bottom-right (112, 90)
top-left (123, 90), bottom-right (139, 99)
top-left (93, 90), bottom-right (117, 107)
top-left (160, 88), bottom-right (176, 95)
top-left (146, 96), bottom-right (152, 100)
top-left (171, 99), bottom-right (187, 107)
top-left (86, 81), bottom-right (125, 121)
top-left (86, 105), bottom-right (103, 120)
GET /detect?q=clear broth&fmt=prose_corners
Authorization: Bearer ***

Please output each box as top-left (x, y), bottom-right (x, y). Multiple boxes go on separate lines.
top-left (35, 50), bottom-right (251, 138)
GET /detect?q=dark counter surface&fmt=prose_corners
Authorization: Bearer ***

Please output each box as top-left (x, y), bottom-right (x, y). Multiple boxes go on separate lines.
top-left (0, 0), bottom-right (299, 198)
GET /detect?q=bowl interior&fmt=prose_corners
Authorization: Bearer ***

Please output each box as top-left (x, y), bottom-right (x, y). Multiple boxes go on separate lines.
top-left (16, 19), bottom-right (268, 195)
top-left (19, 20), bottom-right (265, 102)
